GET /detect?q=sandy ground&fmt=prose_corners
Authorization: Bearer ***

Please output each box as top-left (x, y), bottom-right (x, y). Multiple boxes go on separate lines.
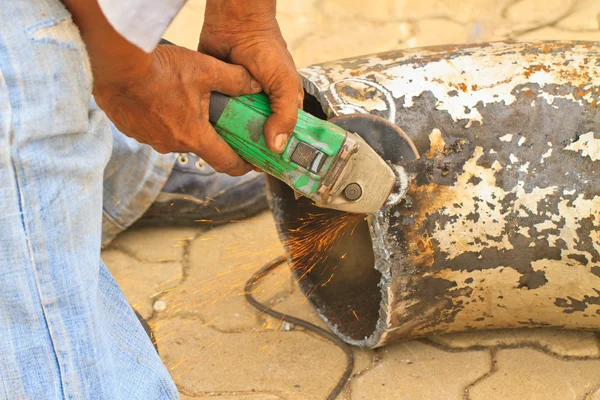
top-left (103, 1), bottom-right (600, 399)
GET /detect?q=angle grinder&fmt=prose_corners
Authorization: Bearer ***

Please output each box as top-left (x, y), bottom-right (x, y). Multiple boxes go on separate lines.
top-left (209, 92), bottom-right (419, 214)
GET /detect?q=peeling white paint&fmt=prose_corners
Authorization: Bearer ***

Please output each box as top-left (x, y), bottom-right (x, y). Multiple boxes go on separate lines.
top-left (519, 162), bottom-right (530, 173)
top-left (513, 182), bottom-right (557, 216)
top-left (429, 146), bottom-right (561, 259)
top-left (564, 132), bottom-right (600, 162)
top-left (303, 42), bottom-right (600, 127)
top-left (540, 148), bottom-right (553, 163)
top-left (535, 220), bottom-right (556, 232)
top-left (542, 196), bottom-right (600, 249)
top-left (518, 227), bottom-right (531, 238)
top-left (500, 134), bottom-right (513, 142)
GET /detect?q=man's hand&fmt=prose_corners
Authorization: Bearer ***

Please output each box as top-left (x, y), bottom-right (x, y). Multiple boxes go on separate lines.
top-left (65, 0), bottom-right (261, 176)
top-left (199, 0), bottom-right (303, 154)
top-left (95, 44), bottom-right (261, 176)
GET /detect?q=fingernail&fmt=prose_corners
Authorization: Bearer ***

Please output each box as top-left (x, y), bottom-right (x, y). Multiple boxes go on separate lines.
top-left (250, 79), bottom-right (261, 91)
top-left (275, 133), bottom-right (290, 153)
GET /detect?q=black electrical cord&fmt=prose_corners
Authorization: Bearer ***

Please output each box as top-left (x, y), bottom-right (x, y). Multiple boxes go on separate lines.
top-left (245, 256), bottom-right (354, 400)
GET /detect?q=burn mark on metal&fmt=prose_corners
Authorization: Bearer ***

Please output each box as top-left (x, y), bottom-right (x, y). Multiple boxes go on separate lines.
top-left (269, 41), bottom-right (600, 348)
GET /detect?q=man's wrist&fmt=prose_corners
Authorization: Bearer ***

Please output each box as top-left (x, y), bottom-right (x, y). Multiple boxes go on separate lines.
top-left (204, 0), bottom-right (277, 32)
top-left (64, 0), bottom-right (155, 95)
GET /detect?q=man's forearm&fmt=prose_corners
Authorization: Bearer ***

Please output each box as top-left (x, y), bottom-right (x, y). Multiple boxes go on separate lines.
top-left (63, 0), bottom-right (153, 92)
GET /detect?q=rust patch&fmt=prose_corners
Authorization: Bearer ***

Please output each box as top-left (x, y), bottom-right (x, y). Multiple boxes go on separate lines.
top-left (522, 64), bottom-right (551, 78)
top-left (425, 129), bottom-right (446, 158)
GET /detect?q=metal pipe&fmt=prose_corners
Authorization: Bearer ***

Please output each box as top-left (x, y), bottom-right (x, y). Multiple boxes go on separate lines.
top-left (267, 41), bottom-right (600, 348)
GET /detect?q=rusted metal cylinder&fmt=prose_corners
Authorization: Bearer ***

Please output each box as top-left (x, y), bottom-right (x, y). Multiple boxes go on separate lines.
top-left (267, 41), bottom-right (600, 348)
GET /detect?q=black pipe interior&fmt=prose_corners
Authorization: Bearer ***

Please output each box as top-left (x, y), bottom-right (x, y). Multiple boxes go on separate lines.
top-left (265, 92), bottom-right (382, 342)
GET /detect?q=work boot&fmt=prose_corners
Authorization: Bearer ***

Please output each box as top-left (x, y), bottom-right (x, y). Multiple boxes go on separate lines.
top-left (136, 153), bottom-right (268, 227)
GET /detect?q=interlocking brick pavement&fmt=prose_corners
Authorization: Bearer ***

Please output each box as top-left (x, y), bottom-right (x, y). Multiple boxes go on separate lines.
top-left (103, 1), bottom-right (600, 398)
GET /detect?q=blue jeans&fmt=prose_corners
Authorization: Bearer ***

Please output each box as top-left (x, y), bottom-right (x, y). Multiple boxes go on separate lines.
top-left (0, 1), bottom-right (179, 398)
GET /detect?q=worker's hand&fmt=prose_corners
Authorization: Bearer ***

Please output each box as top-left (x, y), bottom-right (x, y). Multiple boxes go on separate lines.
top-left (199, 0), bottom-right (303, 153)
top-left (64, 0), bottom-right (260, 176)
top-left (94, 45), bottom-right (260, 176)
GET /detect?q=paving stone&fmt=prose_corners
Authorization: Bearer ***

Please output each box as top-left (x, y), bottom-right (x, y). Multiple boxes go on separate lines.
top-left (163, 0), bottom-right (206, 50)
top-left (469, 348), bottom-right (600, 400)
top-left (406, 18), bottom-right (471, 49)
top-left (557, 0), bottom-right (600, 31)
top-left (352, 341), bottom-right (490, 400)
top-left (322, 0), bottom-right (397, 22)
top-left (102, 249), bottom-right (183, 319)
top-left (277, 0), bottom-right (319, 15)
top-left (158, 318), bottom-right (346, 400)
top-left (505, 0), bottom-right (576, 32)
top-left (276, 13), bottom-right (319, 50)
top-left (518, 26), bottom-right (600, 41)
top-left (263, 280), bottom-right (373, 373)
top-left (352, 348), bottom-right (375, 375)
top-left (589, 388), bottom-right (600, 400)
top-left (265, 283), bottom-right (330, 330)
top-left (153, 212), bottom-right (292, 331)
top-left (276, 0), bottom-right (322, 49)
top-left (166, 0), bottom-right (320, 52)
top-left (180, 394), bottom-right (282, 400)
top-left (112, 226), bottom-right (198, 263)
top-left (390, 0), bottom-right (512, 24)
top-left (429, 328), bottom-right (600, 358)
top-left (291, 17), bottom-right (413, 67)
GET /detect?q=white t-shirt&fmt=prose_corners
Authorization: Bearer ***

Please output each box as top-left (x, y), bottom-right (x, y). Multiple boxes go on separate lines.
top-left (98, 0), bottom-right (186, 53)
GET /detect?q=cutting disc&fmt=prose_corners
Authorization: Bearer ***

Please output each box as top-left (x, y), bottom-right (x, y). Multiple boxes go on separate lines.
top-left (328, 114), bottom-right (420, 165)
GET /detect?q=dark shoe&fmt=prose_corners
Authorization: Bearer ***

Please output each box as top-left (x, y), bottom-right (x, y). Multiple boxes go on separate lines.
top-left (137, 153), bottom-right (268, 227)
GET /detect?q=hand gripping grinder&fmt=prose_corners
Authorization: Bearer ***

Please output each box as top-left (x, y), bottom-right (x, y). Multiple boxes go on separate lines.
top-left (209, 92), bottom-right (419, 214)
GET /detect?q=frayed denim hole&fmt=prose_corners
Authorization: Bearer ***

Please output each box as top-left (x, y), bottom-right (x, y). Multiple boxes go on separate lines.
top-left (26, 17), bottom-right (82, 50)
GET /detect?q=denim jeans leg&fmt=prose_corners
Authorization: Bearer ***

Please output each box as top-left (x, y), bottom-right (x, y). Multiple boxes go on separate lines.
top-left (98, 97), bottom-right (176, 246)
top-left (0, 1), bottom-right (178, 399)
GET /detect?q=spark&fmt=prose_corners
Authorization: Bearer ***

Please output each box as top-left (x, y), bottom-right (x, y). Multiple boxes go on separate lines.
top-left (275, 313), bottom-right (286, 331)
top-left (451, 233), bottom-right (467, 250)
top-left (285, 212), bottom-right (363, 281)
top-left (183, 196), bottom-right (209, 205)
top-left (149, 287), bottom-right (175, 299)
top-left (172, 340), bottom-right (220, 380)
top-left (301, 284), bottom-right (320, 304)
top-left (321, 274), bottom-right (334, 287)
top-left (352, 310), bottom-right (360, 321)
